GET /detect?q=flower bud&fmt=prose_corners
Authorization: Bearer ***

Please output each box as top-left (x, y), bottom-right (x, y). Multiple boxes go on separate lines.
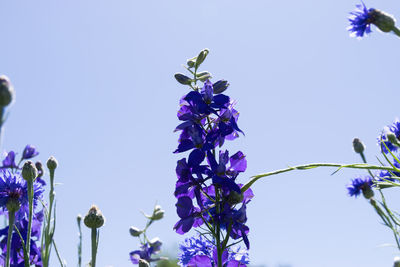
top-left (47, 156), bottom-right (58, 170)
top-left (149, 237), bottom-right (162, 252)
top-left (139, 259), bottom-right (150, 267)
top-left (195, 49), bottom-right (209, 69)
top-left (213, 80), bottom-right (229, 94)
top-left (21, 161), bottom-right (38, 182)
top-left (0, 75), bottom-right (14, 107)
top-left (152, 205), bottom-right (164, 220)
top-left (362, 186), bottom-right (374, 199)
top-left (393, 256), bottom-right (400, 267)
top-left (370, 9), bottom-right (396, 33)
top-left (77, 214), bottom-right (82, 224)
top-left (196, 71), bottom-right (212, 82)
top-left (6, 198), bottom-right (21, 213)
top-left (129, 226), bottom-right (143, 237)
top-left (84, 205), bottom-right (105, 229)
top-left (352, 138), bottom-right (365, 154)
top-left (35, 162), bottom-right (45, 178)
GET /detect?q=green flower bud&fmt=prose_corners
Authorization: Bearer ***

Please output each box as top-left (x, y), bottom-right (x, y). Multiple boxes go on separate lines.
top-left (139, 259), bottom-right (150, 267)
top-left (195, 49), bottom-right (209, 69)
top-left (370, 9), bottom-right (396, 33)
top-left (151, 205), bottom-right (164, 220)
top-left (187, 57), bottom-right (197, 68)
top-left (84, 205), bottom-right (105, 229)
top-left (352, 138), bottom-right (365, 154)
top-left (21, 161), bottom-right (38, 182)
top-left (362, 186), bottom-right (374, 199)
top-left (174, 73), bottom-right (192, 85)
top-left (213, 80), bottom-right (229, 94)
top-left (0, 75), bottom-right (14, 107)
top-left (393, 256), bottom-right (400, 267)
top-left (47, 156), bottom-right (58, 170)
top-left (196, 71), bottom-right (212, 82)
top-left (6, 198), bottom-right (21, 213)
top-left (129, 226), bottom-right (143, 237)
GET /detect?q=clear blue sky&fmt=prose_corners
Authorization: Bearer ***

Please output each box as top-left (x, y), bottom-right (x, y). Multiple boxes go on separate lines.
top-left (1, 1), bottom-right (400, 266)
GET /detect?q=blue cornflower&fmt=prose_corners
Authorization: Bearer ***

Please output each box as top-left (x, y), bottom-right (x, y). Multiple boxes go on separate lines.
top-left (378, 119), bottom-right (400, 154)
top-left (22, 144), bottom-right (39, 160)
top-left (1, 151), bottom-right (17, 169)
top-left (377, 160), bottom-right (400, 182)
top-left (348, 2), bottom-right (375, 38)
top-left (178, 235), bottom-right (249, 267)
top-left (347, 176), bottom-right (373, 198)
top-left (0, 170), bottom-right (44, 219)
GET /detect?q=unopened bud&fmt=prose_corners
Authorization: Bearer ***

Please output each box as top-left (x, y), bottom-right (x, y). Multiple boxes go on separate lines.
top-left (152, 206), bottom-right (164, 220)
top-left (196, 71), bottom-right (212, 82)
top-left (129, 226), bottom-right (142, 237)
top-left (35, 162), bottom-right (45, 178)
top-left (393, 256), bottom-right (400, 267)
top-left (213, 80), bottom-right (229, 94)
top-left (195, 49), bottom-right (209, 69)
top-left (139, 259), bottom-right (150, 267)
top-left (352, 138), bottom-right (365, 154)
top-left (0, 75), bottom-right (14, 107)
top-left (370, 9), bottom-right (396, 33)
top-left (174, 73), bottom-right (192, 85)
top-left (47, 156), bottom-right (58, 170)
top-left (362, 186), bottom-right (374, 199)
top-left (21, 161), bottom-right (38, 182)
top-left (77, 214), bottom-right (82, 224)
top-left (149, 237), bottom-right (162, 252)
top-left (84, 205), bottom-right (105, 229)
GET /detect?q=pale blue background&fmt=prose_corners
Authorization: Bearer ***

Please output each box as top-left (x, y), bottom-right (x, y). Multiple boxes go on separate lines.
top-left (1, 1), bottom-right (400, 266)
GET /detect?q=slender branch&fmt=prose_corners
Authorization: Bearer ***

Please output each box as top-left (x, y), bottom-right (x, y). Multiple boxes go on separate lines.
top-left (5, 211), bottom-right (15, 267)
top-left (241, 163), bottom-right (395, 193)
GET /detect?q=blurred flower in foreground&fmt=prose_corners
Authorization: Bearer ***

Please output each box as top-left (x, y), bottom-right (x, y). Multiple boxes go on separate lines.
top-left (347, 176), bottom-right (374, 199)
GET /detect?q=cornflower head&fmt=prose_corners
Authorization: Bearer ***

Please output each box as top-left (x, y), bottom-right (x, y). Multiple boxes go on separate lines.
top-left (347, 176), bottom-right (374, 199)
top-left (0, 170), bottom-right (43, 219)
top-left (378, 119), bottom-right (400, 154)
top-left (348, 2), bottom-right (399, 38)
top-left (178, 235), bottom-right (249, 267)
top-left (173, 49), bottom-right (253, 266)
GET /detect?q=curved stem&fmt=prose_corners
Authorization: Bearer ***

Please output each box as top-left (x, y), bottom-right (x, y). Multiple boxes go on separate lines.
top-left (241, 163), bottom-right (394, 193)
top-left (6, 211), bottom-right (15, 267)
top-left (91, 228), bottom-right (98, 267)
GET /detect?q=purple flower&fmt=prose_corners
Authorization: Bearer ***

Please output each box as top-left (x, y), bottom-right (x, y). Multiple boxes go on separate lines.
top-left (0, 212), bottom-right (43, 266)
top-left (348, 2), bottom-right (375, 38)
top-left (1, 151), bottom-right (17, 169)
top-left (378, 119), bottom-right (400, 154)
top-left (0, 170), bottom-right (44, 219)
top-left (129, 243), bottom-right (161, 264)
top-left (347, 176), bottom-right (373, 198)
top-left (22, 145), bottom-right (39, 160)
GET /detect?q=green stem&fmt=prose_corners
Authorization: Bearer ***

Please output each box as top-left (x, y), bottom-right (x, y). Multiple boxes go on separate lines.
top-left (392, 27), bottom-right (400, 37)
top-left (215, 186), bottom-right (222, 267)
top-left (241, 163), bottom-right (394, 193)
top-left (43, 169), bottom-right (55, 267)
top-left (91, 228), bottom-right (98, 267)
top-left (6, 211), bottom-right (15, 267)
top-left (77, 218), bottom-right (82, 267)
top-left (25, 180), bottom-right (34, 267)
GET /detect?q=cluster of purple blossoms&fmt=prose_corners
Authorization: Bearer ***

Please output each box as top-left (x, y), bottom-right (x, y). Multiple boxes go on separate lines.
top-left (173, 51), bottom-right (253, 266)
top-left (0, 145), bottom-right (44, 266)
top-left (178, 235), bottom-right (249, 267)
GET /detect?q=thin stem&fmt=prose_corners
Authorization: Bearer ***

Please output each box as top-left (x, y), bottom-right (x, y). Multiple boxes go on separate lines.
top-left (52, 239), bottom-right (65, 267)
top-left (241, 163), bottom-right (394, 193)
top-left (77, 218), bottom-right (82, 267)
top-left (215, 186), bottom-right (222, 267)
top-left (43, 169), bottom-right (56, 267)
top-left (91, 228), bottom-right (98, 267)
top-left (0, 107), bottom-right (5, 152)
top-left (25, 180), bottom-right (34, 267)
top-left (6, 211), bottom-right (15, 267)
top-left (392, 27), bottom-right (400, 37)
